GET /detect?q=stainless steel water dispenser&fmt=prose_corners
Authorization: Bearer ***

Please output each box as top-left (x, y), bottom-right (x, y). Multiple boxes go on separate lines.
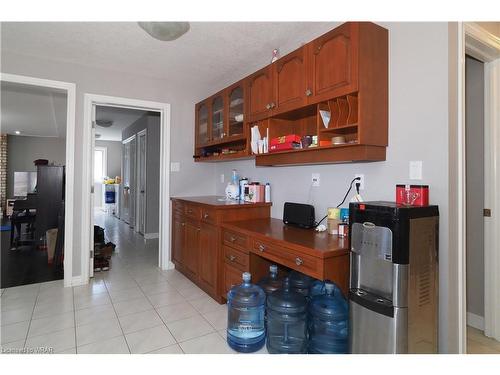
top-left (348, 202), bottom-right (439, 354)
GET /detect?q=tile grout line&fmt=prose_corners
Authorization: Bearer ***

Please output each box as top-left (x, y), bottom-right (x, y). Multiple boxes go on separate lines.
top-left (104, 277), bottom-right (132, 354)
top-left (22, 284), bottom-right (40, 349)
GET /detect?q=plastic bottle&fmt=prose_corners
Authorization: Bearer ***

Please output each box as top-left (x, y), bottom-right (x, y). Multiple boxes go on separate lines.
top-left (266, 277), bottom-right (308, 354)
top-left (265, 183), bottom-right (271, 203)
top-left (288, 270), bottom-right (316, 298)
top-left (258, 264), bottom-right (283, 296)
top-left (308, 282), bottom-right (349, 354)
top-left (226, 272), bottom-right (266, 353)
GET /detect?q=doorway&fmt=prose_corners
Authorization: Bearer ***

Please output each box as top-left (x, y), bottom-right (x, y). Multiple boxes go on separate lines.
top-left (0, 74), bottom-right (76, 288)
top-left (82, 94), bottom-right (171, 283)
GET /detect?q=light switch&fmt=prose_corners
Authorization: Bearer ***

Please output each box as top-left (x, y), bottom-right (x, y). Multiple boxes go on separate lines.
top-left (409, 161), bottom-right (422, 180)
top-left (170, 162), bottom-right (180, 172)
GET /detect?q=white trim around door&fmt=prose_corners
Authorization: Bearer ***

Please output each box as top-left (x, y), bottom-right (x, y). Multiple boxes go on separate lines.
top-left (82, 94), bottom-right (173, 284)
top-left (0, 73), bottom-right (76, 288)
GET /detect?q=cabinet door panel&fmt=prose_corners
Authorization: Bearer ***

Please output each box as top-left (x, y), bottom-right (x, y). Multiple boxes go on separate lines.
top-left (246, 66), bottom-right (273, 122)
top-left (195, 101), bottom-right (210, 146)
top-left (184, 221), bottom-right (200, 278)
top-left (309, 23), bottom-right (358, 102)
top-left (198, 223), bottom-right (218, 294)
top-left (273, 46), bottom-right (307, 114)
top-left (172, 214), bottom-right (185, 265)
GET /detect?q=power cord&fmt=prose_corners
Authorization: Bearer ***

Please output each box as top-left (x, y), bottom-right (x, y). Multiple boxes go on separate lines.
top-left (337, 177), bottom-right (362, 208)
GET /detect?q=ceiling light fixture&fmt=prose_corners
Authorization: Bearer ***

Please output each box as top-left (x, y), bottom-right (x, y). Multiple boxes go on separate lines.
top-left (95, 133), bottom-right (102, 139)
top-left (14, 131), bottom-right (21, 135)
top-left (95, 119), bottom-right (114, 128)
top-left (138, 22), bottom-right (190, 41)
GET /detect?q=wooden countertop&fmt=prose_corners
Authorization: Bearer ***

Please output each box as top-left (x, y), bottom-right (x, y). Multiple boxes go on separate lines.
top-left (222, 218), bottom-right (349, 259)
top-left (171, 196), bottom-right (272, 209)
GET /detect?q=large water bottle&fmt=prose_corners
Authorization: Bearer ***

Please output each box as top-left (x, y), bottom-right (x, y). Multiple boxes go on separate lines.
top-left (227, 272), bottom-right (266, 353)
top-left (266, 278), bottom-right (308, 354)
top-left (308, 281), bottom-right (348, 354)
top-left (288, 270), bottom-right (316, 298)
top-left (258, 264), bottom-right (283, 296)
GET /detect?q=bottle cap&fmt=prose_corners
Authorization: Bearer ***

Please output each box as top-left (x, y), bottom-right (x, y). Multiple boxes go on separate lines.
top-left (325, 282), bottom-right (335, 295)
top-left (242, 272), bottom-right (251, 283)
top-left (270, 265), bottom-right (278, 274)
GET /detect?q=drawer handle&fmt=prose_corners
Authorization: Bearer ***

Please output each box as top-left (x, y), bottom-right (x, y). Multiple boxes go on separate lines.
top-left (305, 89), bottom-right (312, 97)
top-left (187, 209), bottom-right (193, 214)
top-left (295, 257), bottom-right (303, 266)
top-left (203, 213), bottom-right (209, 219)
top-left (196, 227), bottom-right (201, 232)
top-left (258, 244), bottom-right (266, 252)
top-left (230, 236), bottom-right (236, 242)
top-left (266, 103), bottom-right (271, 110)
top-left (181, 222), bottom-right (185, 227)
top-left (229, 255), bottom-right (236, 262)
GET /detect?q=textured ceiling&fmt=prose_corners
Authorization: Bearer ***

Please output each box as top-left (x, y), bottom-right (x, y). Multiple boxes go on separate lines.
top-left (0, 22), bottom-right (339, 91)
top-left (95, 105), bottom-right (147, 141)
top-left (1, 81), bottom-right (67, 138)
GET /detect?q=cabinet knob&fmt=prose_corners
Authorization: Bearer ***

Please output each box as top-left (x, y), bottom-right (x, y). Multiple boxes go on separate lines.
top-left (181, 222), bottom-right (185, 227)
top-left (230, 236), bottom-right (236, 242)
top-left (305, 89), bottom-right (312, 97)
top-left (270, 102), bottom-right (276, 109)
top-left (258, 244), bottom-right (266, 252)
top-left (266, 103), bottom-right (271, 110)
top-left (203, 213), bottom-right (209, 219)
top-left (229, 255), bottom-right (236, 262)
top-left (196, 227), bottom-right (201, 232)
top-left (295, 257), bottom-right (303, 266)
top-left (187, 209), bottom-right (193, 213)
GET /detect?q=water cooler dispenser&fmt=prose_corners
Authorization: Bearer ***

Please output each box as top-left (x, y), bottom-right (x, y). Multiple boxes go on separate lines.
top-left (348, 202), bottom-right (439, 354)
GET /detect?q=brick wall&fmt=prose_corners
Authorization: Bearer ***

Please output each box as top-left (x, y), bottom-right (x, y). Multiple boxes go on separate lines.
top-left (0, 134), bottom-right (7, 214)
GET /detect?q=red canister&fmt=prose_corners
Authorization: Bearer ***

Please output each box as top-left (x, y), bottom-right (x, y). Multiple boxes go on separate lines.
top-left (396, 184), bottom-right (429, 206)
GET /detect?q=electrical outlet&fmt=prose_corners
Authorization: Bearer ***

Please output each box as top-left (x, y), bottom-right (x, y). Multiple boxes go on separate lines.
top-left (170, 162), bottom-right (180, 172)
top-left (354, 174), bottom-right (365, 190)
top-left (220, 174), bottom-right (225, 183)
top-left (312, 173), bottom-right (320, 187)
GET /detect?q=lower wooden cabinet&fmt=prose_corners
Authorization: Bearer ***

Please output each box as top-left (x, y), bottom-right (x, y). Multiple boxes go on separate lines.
top-left (170, 197), bottom-right (271, 303)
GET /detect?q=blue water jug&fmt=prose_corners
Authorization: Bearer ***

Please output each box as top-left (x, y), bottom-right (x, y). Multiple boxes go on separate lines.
top-left (308, 282), bottom-right (349, 354)
top-left (266, 278), bottom-right (308, 354)
top-left (227, 272), bottom-right (266, 353)
top-left (288, 270), bottom-right (316, 298)
top-left (258, 264), bottom-right (283, 296)
top-left (309, 279), bottom-right (347, 306)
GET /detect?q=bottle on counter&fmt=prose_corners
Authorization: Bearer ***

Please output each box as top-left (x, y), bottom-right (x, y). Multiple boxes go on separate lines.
top-left (265, 183), bottom-right (271, 203)
top-left (239, 177), bottom-right (249, 201)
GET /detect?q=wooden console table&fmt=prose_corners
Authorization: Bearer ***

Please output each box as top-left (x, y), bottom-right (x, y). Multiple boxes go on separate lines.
top-left (220, 218), bottom-right (350, 296)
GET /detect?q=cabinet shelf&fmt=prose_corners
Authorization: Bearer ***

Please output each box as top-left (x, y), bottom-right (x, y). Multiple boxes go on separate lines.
top-left (195, 152), bottom-right (254, 163)
top-left (320, 123), bottom-right (358, 134)
top-left (198, 134), bottom-right (246, 148)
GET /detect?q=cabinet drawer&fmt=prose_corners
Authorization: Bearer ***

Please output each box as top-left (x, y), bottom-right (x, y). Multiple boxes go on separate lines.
top-left (200, 207), bottom-right (216, 224)
top-left (222, 229), bottom-right (248, 252)
top-left (253, 239), bottom-right (320, 277)
top-left (185, 204), bottom-right (201, 220)
top-left (223, 245), bottom-right (249, 272)
top-left (224, 264), bottom-right (244, 295)
top-left (172, 200), bottom-right (184, 213)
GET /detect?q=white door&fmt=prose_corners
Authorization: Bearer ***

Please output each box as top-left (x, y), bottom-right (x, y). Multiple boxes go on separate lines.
top-left (89, 104), bottom-right (96, 278)
top-left (137, 130), bottom-right (147, 235)
top-left (121, 136), bottom-right (136, 227)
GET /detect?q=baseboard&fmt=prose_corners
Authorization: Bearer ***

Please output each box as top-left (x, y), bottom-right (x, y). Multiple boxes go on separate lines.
top-left (70, 276), bottom-right (87, 287)
top-left (467, 312), bottom-right (485, 331)
top-left (144, 232), bottom-right (159, 239)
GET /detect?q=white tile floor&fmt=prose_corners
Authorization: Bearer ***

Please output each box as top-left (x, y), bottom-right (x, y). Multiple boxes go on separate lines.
top-left (0, 212), bottom-right (268, 354)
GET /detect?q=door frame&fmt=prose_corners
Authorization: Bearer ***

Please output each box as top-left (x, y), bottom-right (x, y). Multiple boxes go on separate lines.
top-left (136, 129), bottom-right (147, 235)
top-left (93, 145), bottom-right (107, 210)
top-left (0, 73), bottom-right (76, 288)
top-left (82, 94), bottom-right (172, 282)
top-left (121, 134), bottom-right (137, 227)
top-left (452, 23), bottom-right (500, 352)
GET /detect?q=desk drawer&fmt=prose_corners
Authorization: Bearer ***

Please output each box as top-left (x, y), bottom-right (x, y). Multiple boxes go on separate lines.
top-left (253, 239), bottom-right (320, 277)
top-left (185, 204), bottom-right (201, 220)
top-left (201, 207), bottom-right (216, 224)
top-left (222, 229), bottom-right (248, 252)
top-left (223, 245), bottom-right (249, 272)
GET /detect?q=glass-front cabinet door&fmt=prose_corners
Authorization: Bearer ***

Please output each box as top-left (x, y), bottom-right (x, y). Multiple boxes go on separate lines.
top-left (196, 102), bottom-right (210, 146)
top-left (211, 95), bottom-right (224, 140)
top-left (228, 85), bottom-right (244, 137)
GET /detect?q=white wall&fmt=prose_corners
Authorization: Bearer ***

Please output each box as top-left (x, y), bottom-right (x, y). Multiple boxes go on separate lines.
top-left (1, 51), bottom-right (217, 279)
top-left (215, 23), bottom-right (451, 351)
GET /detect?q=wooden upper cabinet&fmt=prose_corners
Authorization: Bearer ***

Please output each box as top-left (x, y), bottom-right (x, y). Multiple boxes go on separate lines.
top-left (246, 65), bottom-right (274, 123)
top-left (195, 101), bottom-right (210, 146)
top-left (272, 46), bottom-right (308, 115)
top-left (211, 93), bottom-right (225, 141)
top-left (226, 81), bottom-right (245, 137)
top-left (307, 22), bottom-right (358, 103)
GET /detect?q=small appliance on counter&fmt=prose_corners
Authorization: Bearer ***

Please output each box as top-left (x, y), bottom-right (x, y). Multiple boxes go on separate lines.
top-left (348, 201), bottom-right (439, 354)
top-left (396, 184), bottom-right (429, 206)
